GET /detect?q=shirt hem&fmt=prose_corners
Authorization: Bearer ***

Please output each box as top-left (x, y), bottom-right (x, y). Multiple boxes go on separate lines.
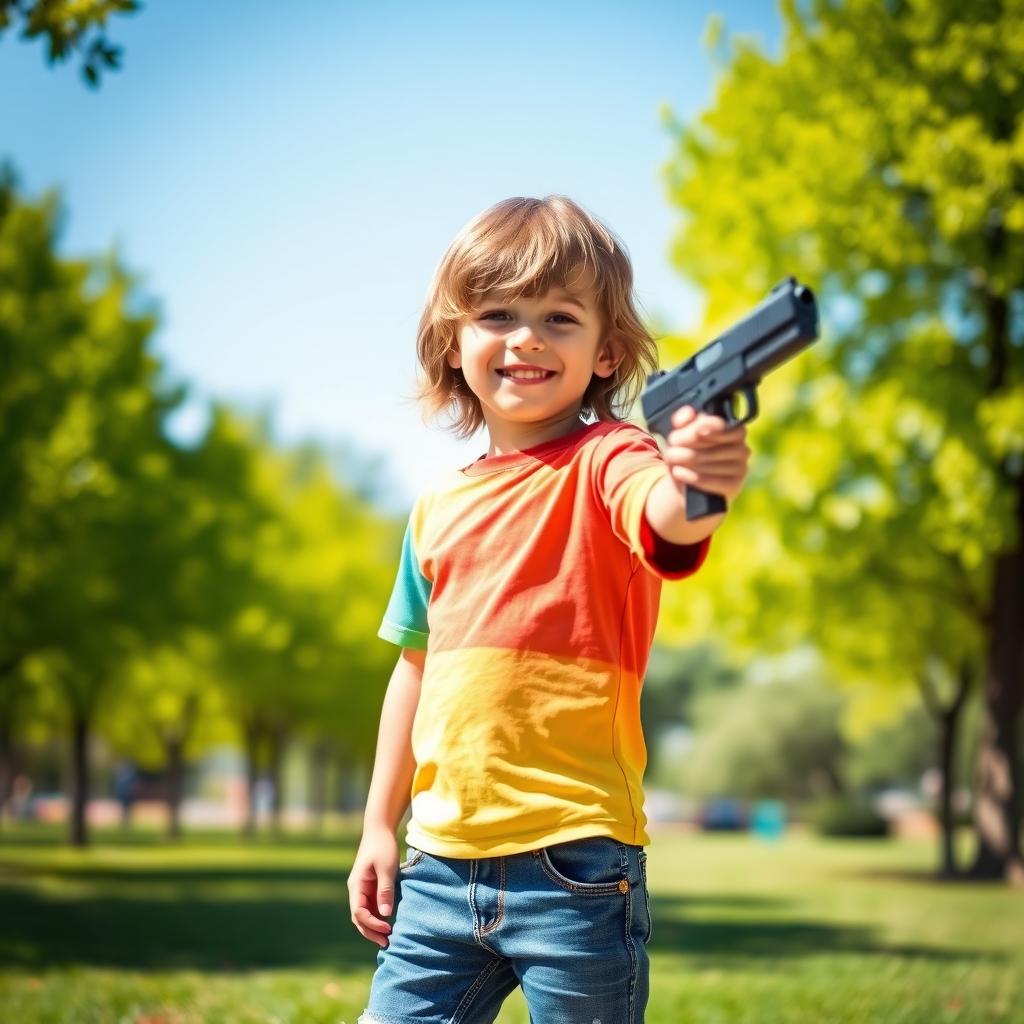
top-left (404, 819), bottom-right (650, 858)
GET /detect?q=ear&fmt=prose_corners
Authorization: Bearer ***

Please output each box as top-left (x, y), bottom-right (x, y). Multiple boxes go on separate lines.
top-left (592, 334), bottom-right (624, 380)
top-left (446, 344), bottom-right (462, 370)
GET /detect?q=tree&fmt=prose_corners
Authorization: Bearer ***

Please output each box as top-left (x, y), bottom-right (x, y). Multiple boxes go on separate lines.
top-left (279, 440), bottom-right (404, 826)
top-left (98, 631), bottom-right (236, 839)
top-left (677, 654), bottom-right (847, 802)
top-left (640, 641), bottom-right (742, 781)
top-left (0, 0), bottom-right (140, 87)
top-left (654, 0), bottom-right (1023, 881)
top-left (0, 164), bottom-right (192, 844)
top-left (0, 663), bottom-right (40, 829)
top-left (1, 168), bottom-right (409, 845)
top-left (192, 412), bottom-right (397, 837)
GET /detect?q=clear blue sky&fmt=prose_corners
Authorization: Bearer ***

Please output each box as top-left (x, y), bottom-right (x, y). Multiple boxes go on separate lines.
top-left (1, 0), bottom-right (782, 513)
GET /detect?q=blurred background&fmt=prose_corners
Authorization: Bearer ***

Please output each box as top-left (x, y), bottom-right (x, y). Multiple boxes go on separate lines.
top-left (1, 1), bottom-right (1022, 1022)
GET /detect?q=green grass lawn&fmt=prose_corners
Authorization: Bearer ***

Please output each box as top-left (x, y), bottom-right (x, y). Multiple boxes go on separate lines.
top-left (0, 822), bottom-right (1020, 1023)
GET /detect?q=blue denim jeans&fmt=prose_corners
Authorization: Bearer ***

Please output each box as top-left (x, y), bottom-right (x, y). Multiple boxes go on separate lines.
top-left (358, 834), bottom-right (652, 1024)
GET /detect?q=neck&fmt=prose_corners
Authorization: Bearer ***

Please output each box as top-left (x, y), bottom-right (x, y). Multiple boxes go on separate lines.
top-left (483, 411), bottom-right (587, 458)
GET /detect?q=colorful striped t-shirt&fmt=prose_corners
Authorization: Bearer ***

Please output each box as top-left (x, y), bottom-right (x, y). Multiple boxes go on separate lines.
top-left (377, 418), bottom-right (711, 857)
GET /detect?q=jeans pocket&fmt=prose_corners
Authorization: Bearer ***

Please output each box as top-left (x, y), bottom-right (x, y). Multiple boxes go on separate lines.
top-left (399, 845), bottom-right (425, 872)
top-left (638, 850), bottom-right (652, 944)
top-left (537, 836), bottom-right (628, 895)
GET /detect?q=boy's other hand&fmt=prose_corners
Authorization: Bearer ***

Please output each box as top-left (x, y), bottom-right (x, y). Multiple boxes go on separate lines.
top-left (348, 829), bottom-right (399, 949)
top-left (664, 405), bottom-right (751, 504)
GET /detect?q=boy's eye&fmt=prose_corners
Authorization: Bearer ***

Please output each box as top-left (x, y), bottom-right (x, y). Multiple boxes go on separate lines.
top-left (480, 310), bottom-right (577, 324)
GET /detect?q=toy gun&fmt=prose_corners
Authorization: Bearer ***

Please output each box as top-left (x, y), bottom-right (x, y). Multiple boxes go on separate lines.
top-left (641, 275), bottom-right (820, 521)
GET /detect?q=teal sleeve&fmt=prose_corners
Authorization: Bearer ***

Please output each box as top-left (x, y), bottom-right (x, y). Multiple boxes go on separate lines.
top-left (377, 519), bottom-right (431, 650)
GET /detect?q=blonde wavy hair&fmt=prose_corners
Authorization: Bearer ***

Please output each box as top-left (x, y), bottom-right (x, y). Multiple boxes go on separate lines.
top-left (410, 195), bottom-right (660, 440)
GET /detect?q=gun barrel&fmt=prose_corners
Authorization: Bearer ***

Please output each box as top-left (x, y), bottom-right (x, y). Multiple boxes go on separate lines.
top-left (743, 283), bottom-right (817, 378)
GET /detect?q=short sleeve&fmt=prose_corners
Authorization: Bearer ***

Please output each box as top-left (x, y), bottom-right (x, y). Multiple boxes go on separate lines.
top-left (377, 516), bottom-right (432, 649)
top-left (592, 424), bottom-right (712, 581)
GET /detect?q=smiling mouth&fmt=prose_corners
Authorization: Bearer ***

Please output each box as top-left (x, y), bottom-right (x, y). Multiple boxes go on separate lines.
top-left (495, 369), bottom-right (557, 380)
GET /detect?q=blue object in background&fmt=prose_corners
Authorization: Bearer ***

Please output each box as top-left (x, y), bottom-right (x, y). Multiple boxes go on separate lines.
top-left (751, 799), bottom-right (787, 841)
top-left (699, 798), bottom-right (747, 831)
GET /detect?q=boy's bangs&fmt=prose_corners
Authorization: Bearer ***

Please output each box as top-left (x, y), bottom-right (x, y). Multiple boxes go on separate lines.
top-left (457, 216), bottom-right (604, 312)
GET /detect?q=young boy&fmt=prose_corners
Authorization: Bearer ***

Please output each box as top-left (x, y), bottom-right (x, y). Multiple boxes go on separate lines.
top-left (349, 195), bottom-right (750, 1024)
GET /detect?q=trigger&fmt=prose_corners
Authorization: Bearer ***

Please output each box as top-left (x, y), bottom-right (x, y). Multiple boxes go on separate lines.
top-left (739, 385), bottom-right (759, 424)
top-left (722, 394), bottom-right (743, 426)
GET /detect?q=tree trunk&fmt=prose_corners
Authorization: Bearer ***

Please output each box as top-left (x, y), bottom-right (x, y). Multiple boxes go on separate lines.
top-left (70, 709), bottom-right (90, 847)
top-left (0, 659), bottom-right (27, 835)
top-left (962, 471), bottom-right (1019, 880)
top-left (967, 206), bottom-right (1024, 885)
top-left (164, 693), bottom-right (198, 841)
top-left (335, 749), bottom-right (353, 815)
top-left (310, 739), bottom-right (331, 833)
top-left (968, 473), bottom-right (1024, 883)
top-left (938, 702), bottom-right (960, 878)
top-left (0, 719), bottom-right (16, 835)
top-left (335, 748), bottom-right (367, 816)
top-left (165, 737), bottom-right (185, 841)
top-left (920, 659), bottom-right (971, 879)
top-left (242, 719), bottom-right (261, 839)
top-left (267, 724), bottom-right (287, 836)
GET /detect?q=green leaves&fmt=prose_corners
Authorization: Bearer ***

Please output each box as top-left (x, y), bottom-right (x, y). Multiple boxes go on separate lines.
top-left (0, 0), bottom-right (140, 87)
top-left (0, 169), bottom-right (399, 829)
top-left (654, 0), bottom-right (1022, 754)
top-left (979, 385), bottom-right (1024, 460)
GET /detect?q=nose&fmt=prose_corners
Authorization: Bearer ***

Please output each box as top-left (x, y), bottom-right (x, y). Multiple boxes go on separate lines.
top-left (508, 323), bottom-right (544, 350)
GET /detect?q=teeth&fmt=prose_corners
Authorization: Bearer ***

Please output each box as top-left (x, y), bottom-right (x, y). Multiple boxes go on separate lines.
top-left (500, 370), bottom-right (552, 380)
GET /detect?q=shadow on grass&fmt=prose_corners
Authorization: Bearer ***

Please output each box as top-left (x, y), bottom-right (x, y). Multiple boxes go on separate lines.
top-left (1, 863), bottom-right (353, 887)
top-left (0, 835), bottom-right (372, 972)
top-left (0, 826), bottom-right (360, 850)
top-left (0, 878), bottom-right (998, 973)
top-left (648, 893), bottom-right (1001, 966)
top-left (834, 866), bottom-right (1024, 888)
top-left (0, 885), bottom-right (377, 972)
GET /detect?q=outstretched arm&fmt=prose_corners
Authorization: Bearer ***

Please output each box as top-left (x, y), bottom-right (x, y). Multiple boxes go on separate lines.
top-left (645, 405), bottom-right (749, 544)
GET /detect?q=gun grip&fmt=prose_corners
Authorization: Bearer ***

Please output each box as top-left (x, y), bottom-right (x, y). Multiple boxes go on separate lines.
top-left (686, 486), bottom-right (727, 521)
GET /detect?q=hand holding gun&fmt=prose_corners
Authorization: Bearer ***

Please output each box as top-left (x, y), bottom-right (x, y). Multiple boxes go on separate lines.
top-left (641, 275), bottom-right (820, 521)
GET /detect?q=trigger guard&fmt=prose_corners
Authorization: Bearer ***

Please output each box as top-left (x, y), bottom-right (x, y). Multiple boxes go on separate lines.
top-left (725, 386), bottom-right (759, 426)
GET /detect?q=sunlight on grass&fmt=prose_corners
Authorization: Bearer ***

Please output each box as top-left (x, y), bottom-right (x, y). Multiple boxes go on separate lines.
top-left (0, 824), bottom-right (1020, 1023)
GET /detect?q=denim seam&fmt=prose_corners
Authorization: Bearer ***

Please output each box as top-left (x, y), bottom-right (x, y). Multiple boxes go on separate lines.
top-left (639, 850), bottom-right (652, 944)
top-left (451, 955), bottom-right (507, 1024)
top-left (624, 842), bottom-right (643, 1022)
top-left (467, 858), bottom-right (502, 956)
top-left (478, 856), bottom-right (506, 936)
top-left (623, 879), bottom-right (640, 1023)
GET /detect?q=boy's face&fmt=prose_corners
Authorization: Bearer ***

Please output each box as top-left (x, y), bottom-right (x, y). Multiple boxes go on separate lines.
top-left (448, 275), bottom-right (622, 441)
